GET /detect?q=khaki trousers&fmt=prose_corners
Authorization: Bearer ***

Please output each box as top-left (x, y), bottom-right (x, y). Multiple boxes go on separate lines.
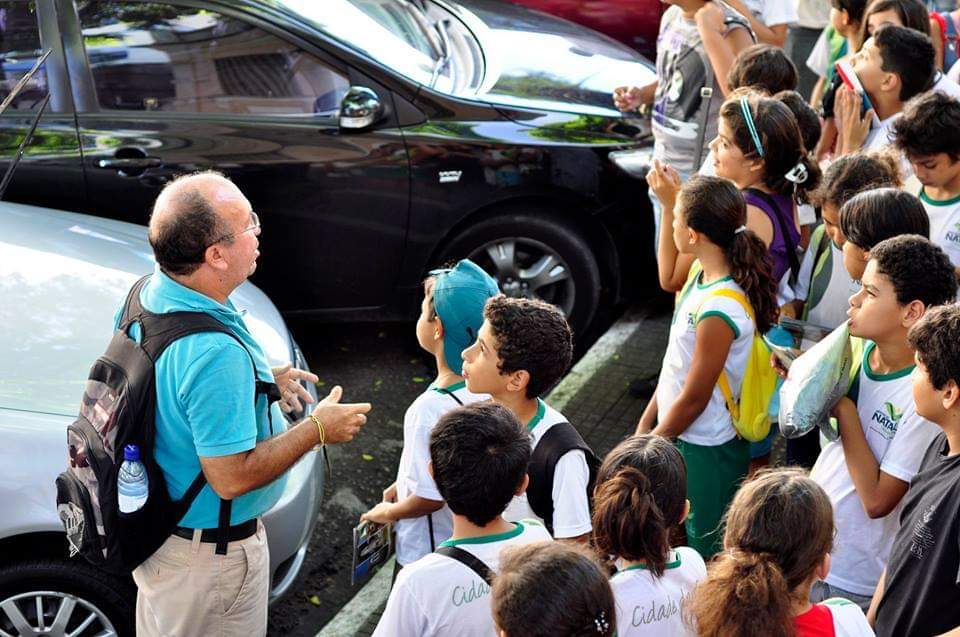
top-left (133, 519), bottom-right (269, 637)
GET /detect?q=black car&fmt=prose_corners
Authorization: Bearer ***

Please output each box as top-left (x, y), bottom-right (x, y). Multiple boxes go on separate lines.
top-left (0, 0), bottom-right (656, 334)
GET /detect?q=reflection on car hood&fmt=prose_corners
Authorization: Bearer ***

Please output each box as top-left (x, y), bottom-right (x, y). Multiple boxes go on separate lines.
top-left (0, 203), bottom-right (293, 417)
top-left (452, 0), bottom-right (657, 116)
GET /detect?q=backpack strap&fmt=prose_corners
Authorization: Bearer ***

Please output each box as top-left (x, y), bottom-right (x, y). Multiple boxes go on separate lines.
top-left (119, 275), bottom-right (151, 330)
top-left (526, 423), bottom-right (599, 535)
top-left (745, 188), bottom-right (801, 282)
top-left (802, 225), bottom-right (834, 321)
top-left (434, 387), bottom-right (464, 405)
top-left (435, 546), bottom-right (493, 585)
top-left (696, 288), bottom-right (755, 425)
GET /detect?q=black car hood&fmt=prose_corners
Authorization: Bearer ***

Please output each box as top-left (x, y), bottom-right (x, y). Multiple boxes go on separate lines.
top-left (445, 0), bottom-right (656, 117)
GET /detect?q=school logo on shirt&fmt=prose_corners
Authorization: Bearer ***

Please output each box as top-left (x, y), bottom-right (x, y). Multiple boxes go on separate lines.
top-left (685, 311), bottom-right (696, 329)
top-left (909, 503), bottom-right (938, 560)
top-left (870, 402), bottom-right (904, 439)
top-left (947, 222), bottom-right (960, 245)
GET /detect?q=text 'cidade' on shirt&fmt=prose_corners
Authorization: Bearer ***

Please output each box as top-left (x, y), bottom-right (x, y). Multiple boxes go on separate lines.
top-left (372, 520), bottom-right (552, 637)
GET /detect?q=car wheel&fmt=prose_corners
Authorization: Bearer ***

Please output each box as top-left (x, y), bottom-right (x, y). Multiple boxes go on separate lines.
top-left (440, 209), bottom-right (601, 335)
top-left (0, 560), bottom-right (135, 637)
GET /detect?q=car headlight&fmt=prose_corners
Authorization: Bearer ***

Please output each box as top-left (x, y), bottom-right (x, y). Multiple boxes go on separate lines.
top-left (608, 147), bottom-right (654, 180)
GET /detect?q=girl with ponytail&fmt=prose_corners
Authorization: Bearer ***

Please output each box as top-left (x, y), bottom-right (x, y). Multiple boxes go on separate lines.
top-left (638, 175), bottom-right (778, 559)
top-left (593, 435), bottom-right (704, 636)
top-left (687, 468), bottom-right (873, 637)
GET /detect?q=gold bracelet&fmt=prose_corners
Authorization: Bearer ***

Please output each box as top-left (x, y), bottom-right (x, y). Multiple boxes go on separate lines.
top-left (310, 414), bottom-right (326, 447)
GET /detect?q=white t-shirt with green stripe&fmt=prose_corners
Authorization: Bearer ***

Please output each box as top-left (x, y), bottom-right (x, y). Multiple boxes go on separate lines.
top-left (373, 520), bottom-right (552, 637)
top-left (394, 381), bottom-right (487, 565)
top-left (918, 187), bottom-right (960, 271)
top-left (657, 272), bottom-right (754, 446)
top-left (811, 342), bottom-right (941, 596)
top-left (610, 546), bottom-right (706, 636)
top-left (501, 399), bottom-right (593, 538)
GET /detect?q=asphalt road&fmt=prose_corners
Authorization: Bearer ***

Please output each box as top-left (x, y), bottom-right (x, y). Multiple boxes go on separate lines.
top-left (267, 308), bottom-right (621, 636)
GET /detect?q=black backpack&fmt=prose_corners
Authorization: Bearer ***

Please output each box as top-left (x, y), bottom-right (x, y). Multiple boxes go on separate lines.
top-left (55, 276), bottom-right (279, 573)
top-left (525, 423), bottom-right (600, 536)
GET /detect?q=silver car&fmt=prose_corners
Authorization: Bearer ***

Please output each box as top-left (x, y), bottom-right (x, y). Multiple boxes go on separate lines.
top-left (0, 202), bottom-right (323, 636)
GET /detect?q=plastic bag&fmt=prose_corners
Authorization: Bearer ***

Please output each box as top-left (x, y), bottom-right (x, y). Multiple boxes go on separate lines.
top-left (779, 323), bottom-right (855, 440)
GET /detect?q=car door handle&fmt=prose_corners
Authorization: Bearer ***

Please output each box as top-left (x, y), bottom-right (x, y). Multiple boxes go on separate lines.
top-left (96, 157), bottom-right (162, 169)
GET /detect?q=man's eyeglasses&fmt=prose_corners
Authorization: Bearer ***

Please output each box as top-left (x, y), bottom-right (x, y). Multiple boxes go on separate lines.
top-left (214, 211), bottom-right (260, 244)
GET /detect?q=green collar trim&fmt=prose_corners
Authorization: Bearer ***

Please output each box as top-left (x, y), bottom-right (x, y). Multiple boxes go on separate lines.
top-left (617, 551), bottom-right (682, 573)
top-left (526, 399), bottom-right (546, 432)
top-left (431, 380), bottom-right (466, 393)
top-left (695, 271), bottom-right (733, 290)
top-left (920, 187), bottom-right (960, 207)
top-left (863, 341), bottom-right (915, 381)
top-left (438, 522), bottom-right (524, 547)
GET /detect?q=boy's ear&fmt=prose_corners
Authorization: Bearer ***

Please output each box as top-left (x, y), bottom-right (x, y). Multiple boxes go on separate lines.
top-left (879, 70), bottom-right (900, 98)
top-left (433, 316), bottom-right (445, 340)
top-left (515, 473), bottom-right (530, 496)
top-left (507, 369), bottom-right (531, 396)
top-left (943, 380), bottom-right (960, 411)
top-left (902, 300), bottom-right (926, 328)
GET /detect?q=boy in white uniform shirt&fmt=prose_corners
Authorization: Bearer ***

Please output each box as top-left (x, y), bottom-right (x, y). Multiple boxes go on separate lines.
top-left (893, 91), bottom-right (960, 276)
top-left (373, 403), bottom-right (552, 637)
top-left (810, 235), bottom-right (958, 610)
top-left (461, 296), bottom-right (597, 541)
top-left (362, 260), bottom-right (498, 568)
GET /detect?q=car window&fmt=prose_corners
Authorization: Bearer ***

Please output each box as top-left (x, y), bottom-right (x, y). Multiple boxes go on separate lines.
top-left (76, 2), bottom-right (350, 117)
top-left (0, 1), bottom-right (48, 111)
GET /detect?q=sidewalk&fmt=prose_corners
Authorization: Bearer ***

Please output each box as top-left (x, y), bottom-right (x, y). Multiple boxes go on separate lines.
top-left (316, 305), bottom-right (671, 637)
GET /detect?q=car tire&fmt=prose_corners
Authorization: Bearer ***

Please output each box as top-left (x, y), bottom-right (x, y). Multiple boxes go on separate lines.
top-left (440, 208), bottom-right (602, 335)
top-left (0, 559), bottom-right (135, 637)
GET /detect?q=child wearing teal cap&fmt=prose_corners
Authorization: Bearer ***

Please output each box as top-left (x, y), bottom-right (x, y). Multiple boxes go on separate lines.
top-left (362, 259), bottom-right (499, 570)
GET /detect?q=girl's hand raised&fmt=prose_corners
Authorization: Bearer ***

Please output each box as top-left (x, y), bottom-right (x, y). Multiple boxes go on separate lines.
top-left (646, 159), bottom-right (682, 214)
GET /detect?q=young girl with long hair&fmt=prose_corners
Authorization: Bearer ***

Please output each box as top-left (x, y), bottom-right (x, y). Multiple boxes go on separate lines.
top-left (687, 469), bottom-right (874, 637)
top-left (593, 435), bottom-right (705, 636)
top-left (637, 175), bottom-right (779, 558)
top-left (652, 92), bottom-right (821, 294)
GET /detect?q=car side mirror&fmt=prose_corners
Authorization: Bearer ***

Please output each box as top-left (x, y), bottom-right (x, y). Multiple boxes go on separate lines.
top-left (339, 86), bottom-right (384, 130)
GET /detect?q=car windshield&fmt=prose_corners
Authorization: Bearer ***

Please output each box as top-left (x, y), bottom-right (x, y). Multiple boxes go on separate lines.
top-left (279, 0), bottom-right (483, 95)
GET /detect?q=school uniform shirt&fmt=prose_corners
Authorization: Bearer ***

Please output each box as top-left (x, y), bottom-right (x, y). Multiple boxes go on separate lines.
top-left (862, 113), bottom-right (900, 154)
top-left (610, 547), bottom-right (706, 636)
top-left (916, 187), bottom-right (960, 271)
top-left (794, 598), bottom-right (875, 637)
top-left (933, 70), bottom-right (960, 101)
top-left (742, 0), bottom-right (799, 27)
top-left (811, 341), bottom-right (941, 596)
top-left (394, 381), bottom-right (488, 566)
top-left (501, 400), bottom-right (593, 539)
top-left (657, 272), bottom-right (754, 446)
top-left (875, 433), bottom-right (960, 637)
top-left (652, 3), bottom-right (753, 174)
top-left (372, 520), bottom-right (552, 637)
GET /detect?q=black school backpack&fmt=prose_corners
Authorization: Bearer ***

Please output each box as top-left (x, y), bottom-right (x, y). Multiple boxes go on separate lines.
top-left (525, 423), bottom-right (600, 536)
top-left (55, 276), bottom-right (279, 573)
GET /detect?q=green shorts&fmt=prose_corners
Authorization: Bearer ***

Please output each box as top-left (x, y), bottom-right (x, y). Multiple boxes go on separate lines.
top-left (677, 436), bottom-right (750, 559)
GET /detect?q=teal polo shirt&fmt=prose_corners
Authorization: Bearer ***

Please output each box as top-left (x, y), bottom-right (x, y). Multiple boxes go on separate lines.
top-left (113, 265), bottom-right (287, 528)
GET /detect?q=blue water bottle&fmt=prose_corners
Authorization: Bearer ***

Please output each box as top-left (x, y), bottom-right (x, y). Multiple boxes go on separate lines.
top-left (117, 444), bottom-right (149, 513)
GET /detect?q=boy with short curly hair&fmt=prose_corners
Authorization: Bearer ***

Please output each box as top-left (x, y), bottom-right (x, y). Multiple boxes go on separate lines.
top-left (810, 235), bottom-right (957, 609)
top-left (461, 296), bottom-right (598, 541)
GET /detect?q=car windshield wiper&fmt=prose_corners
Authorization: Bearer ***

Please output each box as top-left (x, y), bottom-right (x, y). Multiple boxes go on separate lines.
top-left (0, 49), bottom-right (51, 201)
top-left (428, 18), bottom-right (451, 89)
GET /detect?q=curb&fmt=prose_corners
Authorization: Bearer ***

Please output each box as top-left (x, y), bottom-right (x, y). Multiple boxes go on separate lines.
top-left (313, 306), bottom-right (650, 636)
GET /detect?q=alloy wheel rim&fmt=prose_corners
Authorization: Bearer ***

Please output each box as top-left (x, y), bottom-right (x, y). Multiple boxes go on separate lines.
top-left (468, 237), bottom-right (576, 316)
top-left (0, 591), bottom-right (117, 637)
